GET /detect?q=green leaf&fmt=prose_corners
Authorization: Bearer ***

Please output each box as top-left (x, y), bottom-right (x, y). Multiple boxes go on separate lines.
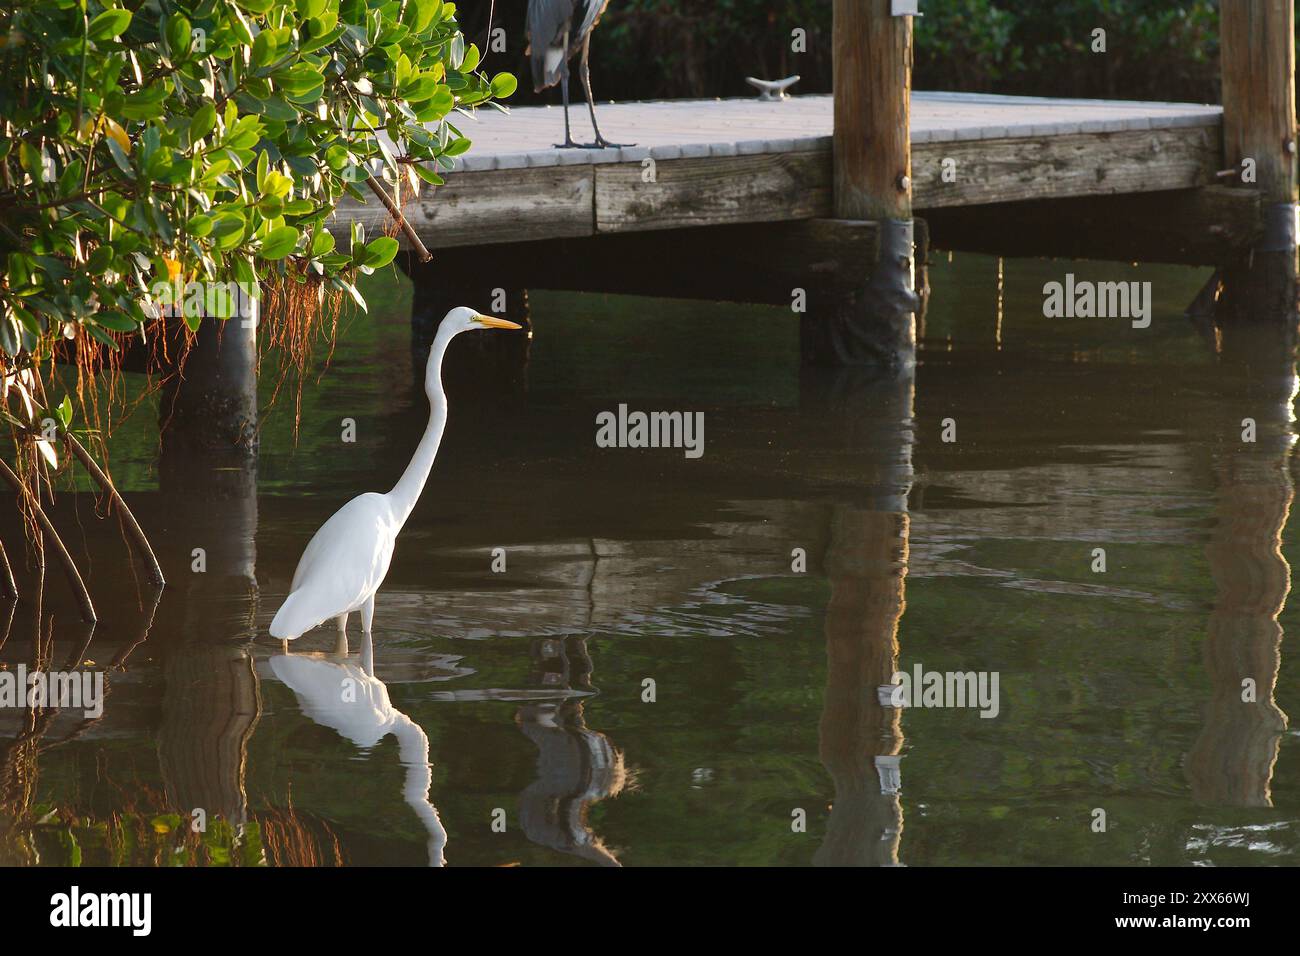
top-left (19, 142), bottom-right (42, 180)
top-left (88, 9), bottom-right (133, 43)
top-left (259, 225), bottom-right (301, 259)
top-left (403, 0), bottom-right (440, 33)
top-left (56, 395), bottom-right (73, 429)
top-left (95, 311), bottom-right (140, 332)
top-left (263, 171), bottom-right (292, 199)
top-left (401, 74), bottom-right (440, 103)
top-left (86, 246), bottom-right (115, 274)
top-left (234, 0), bottom-right (276, 15)
top-left (490, 72), bottom-right (518, 99)
top-left (311, 230), bottom-right (336, 255)
top-left (105, 137), bottom-right (133, 175)
top-left (462, 44), bottom-right (482, 75)
top-left (258, 96), bottom-right (300, 122)
top-left (165, 14), bottom-right (192, 59)
top-left (190, 103), bottom-right (217, 142)
top-left (233, 255), bottom-right (258, 290)
top-left (86, 324), bottom-right (121, 350)
top-left (256, 149), bottom-right (270, 193)
top-left (119, 87), bottom-right (168, 120)
top-left (211, 216), bottom-right (247, 251)
top-left (275, 64), bottom-right (325, 95)
top-left (443, 137), bottom-right (471, 157)
top-left (412, 165), bottom-right (444, 186)
top-left (251, 30), bottom-right (277, 69)
top-left (186, 214), bottom-right (214, 237)
top-left (361, 236), bottom-right (399, 268)
top-left (336, 277), bottom-right (367, 312)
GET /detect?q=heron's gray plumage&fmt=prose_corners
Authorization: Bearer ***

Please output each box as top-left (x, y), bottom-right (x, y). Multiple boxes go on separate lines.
top-left (527, 0), bottom-right (610, 92)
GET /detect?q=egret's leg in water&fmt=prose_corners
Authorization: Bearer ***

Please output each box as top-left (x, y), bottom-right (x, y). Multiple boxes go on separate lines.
top-left (334, 612), bottom-right (349, 656)
top-left (281, 638), bottom-right (289, 655)
top-left (580, 34), bottom-right (632, 149)
top-left (361, 595), bottom-right (375, 678)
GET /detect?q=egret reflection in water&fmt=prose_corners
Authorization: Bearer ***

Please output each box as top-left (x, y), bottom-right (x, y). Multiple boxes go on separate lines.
top-left (266, 634), bottom-right (448, 867)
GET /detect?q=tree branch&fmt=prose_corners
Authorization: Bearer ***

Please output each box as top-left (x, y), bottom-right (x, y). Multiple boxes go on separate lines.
top-left (366, 172), bottom-right (432, 263)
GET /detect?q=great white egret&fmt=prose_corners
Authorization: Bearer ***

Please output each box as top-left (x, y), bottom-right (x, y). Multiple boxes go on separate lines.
top-left (526, 0), bottom-right (629, 149)
top-left (269, 307), bottom-right (522, 652)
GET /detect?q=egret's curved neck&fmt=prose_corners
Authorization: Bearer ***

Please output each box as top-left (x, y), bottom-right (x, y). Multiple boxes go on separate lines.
top-left (387, 325), bottom-right (455, 526)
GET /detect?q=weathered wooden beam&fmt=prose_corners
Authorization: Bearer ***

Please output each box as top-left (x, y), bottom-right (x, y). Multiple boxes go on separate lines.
top-left (925, 186), bottom-right (1262, 265)
top-left (406, 219), bottom-right (881, 306)
top-left (595, 152), bottom-right (830, 233)
top-left (913, 126), bottom-right (1221, 208)
top-left (335, 165), bottom-right (595, 247)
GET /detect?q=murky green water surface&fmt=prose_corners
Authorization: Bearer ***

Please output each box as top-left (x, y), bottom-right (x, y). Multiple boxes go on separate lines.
top-left (3, 253), bottom-right (1299, 866)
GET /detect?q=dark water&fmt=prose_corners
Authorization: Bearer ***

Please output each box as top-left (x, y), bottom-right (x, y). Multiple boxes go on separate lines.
top-left (3, 253), bottom-right (1299, 866)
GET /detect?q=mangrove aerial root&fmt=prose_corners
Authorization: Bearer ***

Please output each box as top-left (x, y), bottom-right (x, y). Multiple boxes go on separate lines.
top-left (0, 536), bottom-right (16, 600)
top-left (0, 459), bottom-right (96, 623)
top-left (60, 431), bottom-right (165, 588)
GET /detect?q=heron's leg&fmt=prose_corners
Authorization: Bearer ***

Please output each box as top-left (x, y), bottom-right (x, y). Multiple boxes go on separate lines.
top-left (579, 34), bottom-right (632, 149)
top-left (361, 595), bottom-right (375, 678)
top-left (553, 31), bottom-right (581, 149)
top-left (281, 638), bottom-right (289, 655)
top-left (561, 66), bottom-right (574, 145)
top-left (334, 612), bottom-right (349, 657)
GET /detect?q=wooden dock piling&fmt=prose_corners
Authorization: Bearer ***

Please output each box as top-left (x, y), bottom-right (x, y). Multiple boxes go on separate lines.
top-left (1218, 0), bottom-right (1298, 324)
top-left (833, 0), bottom-right (912, 222)
top-left (805, 0), bottom-right (918, 367)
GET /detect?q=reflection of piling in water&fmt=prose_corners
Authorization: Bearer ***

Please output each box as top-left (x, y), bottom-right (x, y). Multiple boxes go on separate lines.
top-left (815, 506), bottom-right (908, 867)
top-left (158, 644), bottom-right (261, 826)
top-left (805, 365), bottom-right (913, 867)
top-left (1188, 335), bottom-right (1294, 807)
top-left (155, 434), bottom-right (262, 833)
top-left (516, 636), bottom-right (625, 866)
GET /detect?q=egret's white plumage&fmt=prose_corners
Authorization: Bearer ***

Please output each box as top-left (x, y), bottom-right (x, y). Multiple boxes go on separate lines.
top-left (269, 307), bottom-right (522, 648)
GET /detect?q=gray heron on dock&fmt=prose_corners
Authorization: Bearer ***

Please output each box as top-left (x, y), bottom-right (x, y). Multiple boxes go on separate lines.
top-left (526, 0), bottom-right (630, 148)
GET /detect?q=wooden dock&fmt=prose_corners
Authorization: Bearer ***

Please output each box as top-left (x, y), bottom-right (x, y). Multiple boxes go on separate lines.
top-left (343, 92), bottom-right (1225, 249)
top-left (367, 1), bottom-right (1296, 365)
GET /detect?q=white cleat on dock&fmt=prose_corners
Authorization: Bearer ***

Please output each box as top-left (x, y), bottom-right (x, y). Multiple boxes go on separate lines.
top-left (746, 75), bottom-right (800, 101)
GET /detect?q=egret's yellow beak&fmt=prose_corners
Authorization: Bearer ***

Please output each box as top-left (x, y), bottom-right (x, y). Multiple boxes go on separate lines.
top-left (473, 313), bottom-right (523, 330)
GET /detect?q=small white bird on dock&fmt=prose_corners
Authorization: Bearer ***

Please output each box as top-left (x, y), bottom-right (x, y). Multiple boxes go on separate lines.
top-left (269, 307), bottom-right (522, 653)
top-left (746, 76), bottom-right (801, 101)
